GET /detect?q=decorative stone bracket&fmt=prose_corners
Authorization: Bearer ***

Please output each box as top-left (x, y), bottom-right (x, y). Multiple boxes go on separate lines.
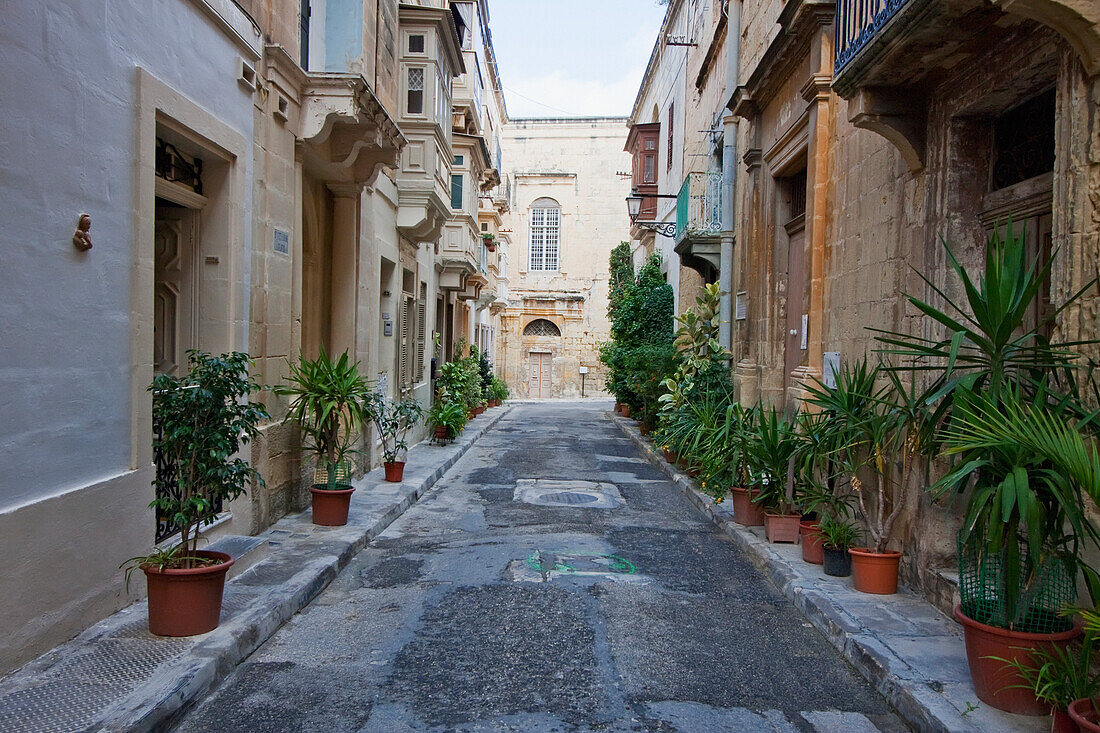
top-left (847, 86), bottom-right (926, 172)
top-left (298, 73), bottom-right (405, 185)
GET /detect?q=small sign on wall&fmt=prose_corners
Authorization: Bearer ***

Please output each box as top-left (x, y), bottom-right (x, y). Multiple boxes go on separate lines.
top-left (735, 292), bottom-right (747, 321)
top-left (824, 352), bottom-right (841, 389)
top-left (273, 228), bottom-right (290, 255)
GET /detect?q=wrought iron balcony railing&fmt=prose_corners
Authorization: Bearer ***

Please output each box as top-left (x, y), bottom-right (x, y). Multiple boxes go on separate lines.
top-left (675, 172), bottom-right (723, 244)
top-left (834, 0), bottom-right (913, 73)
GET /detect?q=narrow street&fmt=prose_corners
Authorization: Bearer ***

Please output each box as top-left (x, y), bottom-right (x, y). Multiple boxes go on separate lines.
top-left (174, 402), bottom-right (907, 733)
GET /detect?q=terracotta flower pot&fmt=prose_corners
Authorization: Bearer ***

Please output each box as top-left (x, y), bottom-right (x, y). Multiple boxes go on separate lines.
top-left (730, 487), bottom-right (764, 527)
top-left (800, 520), bottom-right (824, 565)
top-left (434, 424), bottom-right (448, 440)
top-left (662, 448), bottom-right (678, 464)
top-left (1056, 706), bottom-right (1085, 733)
top-left (143, 550), bottom-right (234, 637)
top-left (822, 546), bottom-right (852, 577)
top-left (849, 548), bottom-right (902, 594)
top-left (310, 486), bottom-right (355, 526)
top-left (384, 461), bottom-right (405, 482)
top-left (639, 421), bottom-right (650, 435)
top-left (621, 405), bottom-right (631, 419)
top-left (614, 402), bottom-right (622, 414)
top-left (956, 606), bottom-right (1082, 716)
top-left (765, 513), bottom-right (801, 543)
top-left (474, 406), bottom-right (485, 416)
top-left (1070, 699), bottom-right (1100, 732)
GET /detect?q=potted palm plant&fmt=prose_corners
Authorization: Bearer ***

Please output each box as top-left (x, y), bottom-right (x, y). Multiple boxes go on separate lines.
top-left (126, 350), bottom-right (268, 636)
top-left (367, 395), bottom-right (424, 482)
top-left (876, 223), bottom-right (1100, 713)
top-left (749, 407), bottom-right (802, 543)
top-left (722, 404), bottom-right (764, 527)
top-left (276, 348), bottom-right (371, 526)
top-left (803, 359), bottom-right (920, 594)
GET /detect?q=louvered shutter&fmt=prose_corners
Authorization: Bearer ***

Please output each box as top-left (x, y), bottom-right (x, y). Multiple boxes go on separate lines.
top-left (415, 285), bottom-right (426, 382)
top-left (400, 297), bottom-right (410, 389)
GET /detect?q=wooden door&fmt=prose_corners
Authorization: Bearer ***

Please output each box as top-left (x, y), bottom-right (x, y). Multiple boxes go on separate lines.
top-left (783, 228), bottom-right (807, 395)
top-left (153, 204), bottom-right (198, 376)
top-left (528, 352), bottom-right (551, 398)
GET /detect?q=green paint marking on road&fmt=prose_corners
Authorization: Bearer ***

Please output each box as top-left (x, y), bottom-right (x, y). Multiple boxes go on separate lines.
top-left (525, 551), bottom-right (636, 577)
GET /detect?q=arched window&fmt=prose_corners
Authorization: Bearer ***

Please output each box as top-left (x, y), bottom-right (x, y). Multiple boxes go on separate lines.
top-left (528, 197), bottom-right (560, 272)
top-left (523, 318), bottom-right (561, 337)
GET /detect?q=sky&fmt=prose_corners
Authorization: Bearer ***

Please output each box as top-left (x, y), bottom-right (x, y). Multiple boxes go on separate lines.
top-left (487, 0), bottom-right (669, 119)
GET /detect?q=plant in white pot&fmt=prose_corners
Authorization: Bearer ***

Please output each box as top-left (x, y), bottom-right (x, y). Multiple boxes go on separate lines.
top-left (276, 347), bottom-right (373, 526)
top-left (125, 350), bottom-right (268, 637)
top-left (366, 394), bottom-right (424, 482)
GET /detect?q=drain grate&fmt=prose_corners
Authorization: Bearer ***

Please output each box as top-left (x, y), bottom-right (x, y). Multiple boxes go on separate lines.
top-left (542, 491), bottom-right (599, 505)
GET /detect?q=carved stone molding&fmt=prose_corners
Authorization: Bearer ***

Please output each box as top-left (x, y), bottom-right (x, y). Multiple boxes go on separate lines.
top-left (992, 0), bottom-right (1100, 77)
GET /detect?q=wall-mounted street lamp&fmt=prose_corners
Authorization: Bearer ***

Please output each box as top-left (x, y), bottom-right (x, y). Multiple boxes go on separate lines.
top-left (625, 188), bottom-right (677, 237)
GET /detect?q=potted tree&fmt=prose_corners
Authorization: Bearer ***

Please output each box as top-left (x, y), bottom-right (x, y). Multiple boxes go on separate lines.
top-left (803, 359), bottom-right (918, 594)
top-left (750, 407), bottom-right (802, 544)
top-left (277, 347), bottom-right (371, 526)
top-left (367, 395), bottom-right (424, 482)
top-left (723, 404), bottom-right (764, 527)
top-left (876, 223), bottom-right (1100, 713)
top-left (817, 517), bottom-right (861, 578)
top-left (126, 350), bottom-right (268, 636)
top-left (428, 398), bottom-right (466, 443)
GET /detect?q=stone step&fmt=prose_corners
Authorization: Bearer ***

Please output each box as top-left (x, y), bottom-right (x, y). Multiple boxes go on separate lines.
top-left (205, 534), bottom-right (269, 580)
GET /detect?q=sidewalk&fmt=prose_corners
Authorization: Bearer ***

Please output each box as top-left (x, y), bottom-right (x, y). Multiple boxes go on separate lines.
top-left (612, 412), bottom-right (1045, 733)
top-left (0, 406), bottom-right (511, 733)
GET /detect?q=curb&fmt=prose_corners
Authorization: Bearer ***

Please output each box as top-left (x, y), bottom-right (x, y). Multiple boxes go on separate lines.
top-left (611, 411), bottom-right (1038, 733)
top-left (0, 406), bottom-right (512, 733)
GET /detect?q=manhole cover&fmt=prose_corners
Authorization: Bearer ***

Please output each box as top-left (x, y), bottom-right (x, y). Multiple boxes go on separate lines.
top-left (512, 479), bottom-right (625, 509)
top-left (542, 491), bottom-right (599, 505)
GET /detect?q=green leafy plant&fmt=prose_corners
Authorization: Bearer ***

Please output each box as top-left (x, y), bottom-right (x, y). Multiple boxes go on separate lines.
top-left (817, 516), bottom-right (863, 550)
top-left (428, 399), bottom-right (467, 438)
top-left (276, 347), bottom-right (373, 486)
top-left (488, 375), bottom-right (509, 402)
top-left (478, 349), bottom-right (494, 399)
top-left (143, 351), bottom-right (268, 568)
top-left (660, 282), bottom-right (733, 413)
top-left (748, 407), bottom-right (802, 515)
top-left (803, 358), bottom-right (921, 554)
top-left (366, 395), bottom-right (424, 464)
top-left (995, 606), bottom-right (1100, 709)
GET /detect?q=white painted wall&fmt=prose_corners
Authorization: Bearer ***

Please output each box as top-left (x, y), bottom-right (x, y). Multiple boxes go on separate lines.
top-left (0, 0), bottom-right (257, 672)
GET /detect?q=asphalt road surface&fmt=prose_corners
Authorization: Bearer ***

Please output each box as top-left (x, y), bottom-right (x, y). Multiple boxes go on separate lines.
top-left (174, 401), bottom-right (909, 733)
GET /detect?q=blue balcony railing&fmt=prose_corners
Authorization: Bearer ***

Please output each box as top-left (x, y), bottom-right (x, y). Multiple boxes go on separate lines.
top-left (834, 0), bottom-right (912, 73)
top-left (675, 172), bottom-right (723, 244)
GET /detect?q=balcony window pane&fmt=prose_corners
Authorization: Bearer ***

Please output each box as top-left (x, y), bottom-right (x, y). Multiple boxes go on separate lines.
top-left (407, 68), bottom-right (424, 114)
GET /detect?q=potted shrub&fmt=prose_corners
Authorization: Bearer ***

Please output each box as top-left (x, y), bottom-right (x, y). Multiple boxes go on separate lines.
top-left (720, 404), bottom-right (764, 527)
top-left (482, 232), bottom-right (496, 251)
top-left (367, 395), bottom-right (424, 482)
top-left (803, 359), bottom-right (920, 594)
top-left (877, 224), bottom-right (1100, 713)
top-left (488, 376), bottom-right (508, 407)
top-left (428, 398), bottom-right (466, 443)
top-left (277, 348), bottom-right (371, 526)
top-left (817, 517), bottom-right (861, 578)
top-left (125, 350), bottom-right (268, 636)
top-left (749, 407), bottom-right (802, 544)
top-left (999, 606), bottom-right (1100, 733)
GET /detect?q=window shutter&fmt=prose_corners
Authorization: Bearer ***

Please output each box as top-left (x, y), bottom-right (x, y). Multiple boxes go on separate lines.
top-left (415, 285), bottom-right (427, 382)
top-left (400, 297), bottom-right (410, 389)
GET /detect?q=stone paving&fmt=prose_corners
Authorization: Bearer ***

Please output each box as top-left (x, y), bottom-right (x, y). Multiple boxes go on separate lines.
top-left (173, 401), bottom-right (909, 732)
top-left (0, 407), bottom-right (511, 733)
top-left (614, 411), bottom-right (1047, 733)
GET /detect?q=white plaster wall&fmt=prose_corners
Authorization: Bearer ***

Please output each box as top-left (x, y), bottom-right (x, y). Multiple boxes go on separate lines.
top-left (0, 0), bottom-right (256, 672)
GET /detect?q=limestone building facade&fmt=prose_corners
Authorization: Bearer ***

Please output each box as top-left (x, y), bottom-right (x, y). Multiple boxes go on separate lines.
top-left (628, 0), bottom-right (1100, 607)
top-left (498, 118), bottom-right (633, 399)
top-left (0, 0), bottom-right (508, 674)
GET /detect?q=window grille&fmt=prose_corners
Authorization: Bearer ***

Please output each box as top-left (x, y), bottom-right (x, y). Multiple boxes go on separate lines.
top-left (407, 68), bottom-right (424, 114)
top-left (788, 169), bottom-right (807, 222)
top-left (529, 205), bottom-right (559, 271)
top-left (523, 318), bottom-right (561, 337)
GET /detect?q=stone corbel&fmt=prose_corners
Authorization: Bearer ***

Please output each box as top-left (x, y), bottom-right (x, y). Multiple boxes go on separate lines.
top-left (991, 0), bottom-right (1100, 77)
top-left (298, 73), bottom-right (405, 185)
top-left (847, 86), bottom-right (926, 172)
